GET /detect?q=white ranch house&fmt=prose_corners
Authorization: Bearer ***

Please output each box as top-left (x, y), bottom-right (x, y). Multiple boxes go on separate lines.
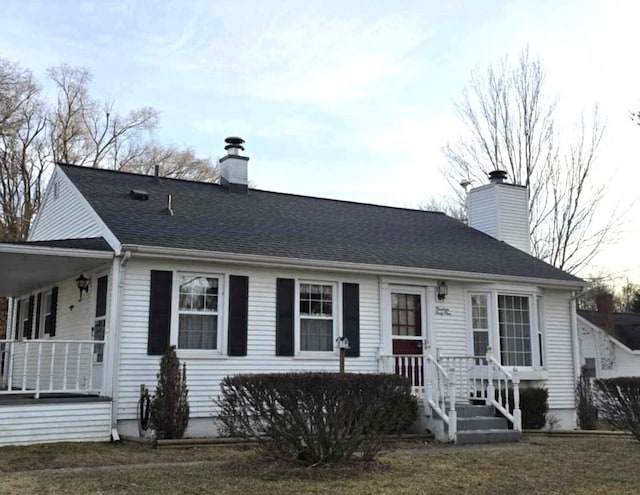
top-left (0, 137), bottom-right (585, 445)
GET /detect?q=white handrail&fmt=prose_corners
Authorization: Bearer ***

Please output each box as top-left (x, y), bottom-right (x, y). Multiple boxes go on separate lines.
top-left (486, 347), bottom-right (522, 432)
top-left (425, 344), bottom-right (457, 441)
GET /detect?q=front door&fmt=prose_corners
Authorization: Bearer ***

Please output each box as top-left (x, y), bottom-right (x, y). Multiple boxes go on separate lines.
top-left (91, 275), bottom-right (108, 391)
top-left (390, 290), bottom-right (426, 389)
top-left (391, 291), bottom-right (424, 354)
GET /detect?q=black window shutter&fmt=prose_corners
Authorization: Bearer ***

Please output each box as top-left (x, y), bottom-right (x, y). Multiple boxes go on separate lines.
top-left (24, 295), bottom-right (35, 339)
top-left (49, 287), bottom-right (58, 337)
top-left (227, 275), bottom-right (249, 356)
top-left (342, 283), bottom-right (360, 357)
top-left (276, 278), bottom-right (295, 356)
top-left (148, 270), bottom-right (173, 356)
top-left (14, 299), bottom-right (21, 339)
top-left (34, 293), bottom-right (42, 339)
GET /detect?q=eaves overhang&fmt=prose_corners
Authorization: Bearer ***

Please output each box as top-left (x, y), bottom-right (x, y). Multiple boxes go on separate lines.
top-left (120, 244), bottom-right (586, 290)
top-left (0, 244), bottom-right (114, 297)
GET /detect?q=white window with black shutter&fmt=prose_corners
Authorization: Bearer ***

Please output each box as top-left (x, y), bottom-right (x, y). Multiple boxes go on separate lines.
top-left (148, 270), bottom-right (249, 357)
top-left (276, 278), bottom-right (360, 358)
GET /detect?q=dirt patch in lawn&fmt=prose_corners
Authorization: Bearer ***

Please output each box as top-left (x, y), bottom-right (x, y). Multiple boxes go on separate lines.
top-left (0, 435), bottom-right (639, 494)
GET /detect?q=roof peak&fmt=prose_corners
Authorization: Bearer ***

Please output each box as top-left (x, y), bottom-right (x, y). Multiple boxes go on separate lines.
top-left (57, 162), bottom-right (447, 216)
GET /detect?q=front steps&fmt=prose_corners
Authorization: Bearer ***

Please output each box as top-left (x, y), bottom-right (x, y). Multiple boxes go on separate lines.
top-left (454, 404), bottom-right (521, 445)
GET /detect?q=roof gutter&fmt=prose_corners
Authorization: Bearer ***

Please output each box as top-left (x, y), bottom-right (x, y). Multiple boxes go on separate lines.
top-left (0, 244), bottom-right (114, 259)
top-left (121, 244), bottom-right (586, 290)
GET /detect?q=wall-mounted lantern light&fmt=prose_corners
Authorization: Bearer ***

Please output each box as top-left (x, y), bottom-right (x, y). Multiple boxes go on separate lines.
top-left (75, 274), bottom-right (90, 301)
top-left (437, 281), bottom-right (448, 301)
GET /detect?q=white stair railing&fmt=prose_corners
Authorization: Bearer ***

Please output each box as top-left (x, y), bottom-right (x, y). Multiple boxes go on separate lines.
top-left (425, 344), bottom-right (457, 441)
top-left (486, 347), bottom-right (522, 431)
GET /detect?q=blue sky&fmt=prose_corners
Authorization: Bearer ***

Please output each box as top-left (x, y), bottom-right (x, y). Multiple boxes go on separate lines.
top-left (2, 0), bottom-right (640, 280)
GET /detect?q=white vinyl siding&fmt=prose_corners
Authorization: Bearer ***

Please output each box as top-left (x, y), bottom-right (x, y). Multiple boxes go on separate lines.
top-left (116, 259), bottom-right (380, 421)
top-left (468, 183), bottom-right (530, 253)
top-left (543, 290), bottom-right (576, 409)
top-left (29, 168), bottom-right (102, 241)
top-left (0, 401), bottom-right (111, 446)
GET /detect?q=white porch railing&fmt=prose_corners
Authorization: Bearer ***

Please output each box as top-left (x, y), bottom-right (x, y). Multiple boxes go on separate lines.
top-left (0, 339), bottom-right (103, 398)
top-left (380, 343), bottom-right (522, 440)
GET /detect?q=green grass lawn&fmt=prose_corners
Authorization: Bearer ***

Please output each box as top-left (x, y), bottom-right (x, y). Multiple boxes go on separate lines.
top-left (0, 435), bottom-right (638, 494)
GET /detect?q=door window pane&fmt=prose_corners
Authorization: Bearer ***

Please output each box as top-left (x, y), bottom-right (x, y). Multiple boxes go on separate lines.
top-left (392, 294), bottom-right (421, 337)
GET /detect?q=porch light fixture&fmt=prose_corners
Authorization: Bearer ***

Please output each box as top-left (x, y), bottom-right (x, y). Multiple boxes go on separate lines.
top-left (75, 274), bottom-right (90, 301)
top-left (437, 281), bottom-right (448, 301)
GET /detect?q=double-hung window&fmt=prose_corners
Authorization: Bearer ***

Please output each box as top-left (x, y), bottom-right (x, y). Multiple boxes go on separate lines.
top-left (177, 274), bottom-right (220, 350)
top-left (470, 294), bottom-right (490, 358)
top-left (299, 282), bottom-right (336, 352)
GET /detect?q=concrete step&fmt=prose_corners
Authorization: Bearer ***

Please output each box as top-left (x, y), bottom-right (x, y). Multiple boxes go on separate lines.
top-left (456, 404), bottom-right (495, 418)
top-left (455, 429), bottom-right (522, 445)
top-left (457, 417), bottom-right (508, 431)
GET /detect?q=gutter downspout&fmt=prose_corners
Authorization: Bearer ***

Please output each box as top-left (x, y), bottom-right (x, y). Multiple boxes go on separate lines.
top-left (569, 296), bottom-right (581, 427)
top-left (109, 250), bottom-right (131, 441)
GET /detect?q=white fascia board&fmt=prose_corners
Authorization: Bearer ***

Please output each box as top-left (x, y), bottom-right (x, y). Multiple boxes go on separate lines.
top-left (28, 167), bottom-right (59, 241)
top-left (0, 244), bottom-right (114, 259)
top-left (121, 244), bottom-right (585, 290)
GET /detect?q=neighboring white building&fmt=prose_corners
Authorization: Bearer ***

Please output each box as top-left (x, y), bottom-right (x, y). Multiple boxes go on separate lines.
top-left (577, 305), bottom-right (640, 379)
top-left (0, 138), bottom-right (586, 445)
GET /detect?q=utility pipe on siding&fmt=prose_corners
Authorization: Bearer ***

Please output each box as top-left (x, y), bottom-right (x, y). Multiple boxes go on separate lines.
top-left (569, 297), bottom-right (581, 423)
top-left (109, 250), bottom-right (131, 440)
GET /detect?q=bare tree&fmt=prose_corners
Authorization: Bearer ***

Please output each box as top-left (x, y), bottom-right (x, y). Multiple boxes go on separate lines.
top-left (118, 143), bottom-right (218, 181)
top-left (0, 59), bottom-right (218, 244)
top-left (417, 196), bottom-right (466, 222)
top-left (443, 48), bottom-right (614, 273)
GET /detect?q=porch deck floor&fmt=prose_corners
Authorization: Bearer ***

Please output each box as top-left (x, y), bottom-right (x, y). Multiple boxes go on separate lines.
top-left (0, 393), bottom-right (111, 406)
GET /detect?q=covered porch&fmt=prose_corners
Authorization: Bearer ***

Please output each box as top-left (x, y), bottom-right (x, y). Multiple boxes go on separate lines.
top-left (0, 239), bottom-right (115, 444)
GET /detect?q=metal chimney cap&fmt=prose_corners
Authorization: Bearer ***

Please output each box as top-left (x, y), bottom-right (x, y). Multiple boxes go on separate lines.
top-left (488, 170), bottom-right (508, 183)
top-left (224, 136), bottom-right (245, 152)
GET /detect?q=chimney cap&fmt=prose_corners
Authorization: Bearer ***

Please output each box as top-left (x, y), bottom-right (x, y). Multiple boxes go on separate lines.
top-left (488, 170), bottom-right (508, 184)
top-left (224, 136), bottom-right (245, 152)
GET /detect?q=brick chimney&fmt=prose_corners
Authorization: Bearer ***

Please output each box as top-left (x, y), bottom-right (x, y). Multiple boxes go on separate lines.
top-left (595, 292), bottom-right (614, 334)
top-left (467, 170), bottom-right (530, 253)
top-left (219, 137), bottom-right (249, 193)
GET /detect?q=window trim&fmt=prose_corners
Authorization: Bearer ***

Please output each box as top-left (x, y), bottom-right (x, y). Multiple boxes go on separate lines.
top-left (467, 290), bottom-right (543, 370)
top-left (171, 271), bottom-right (227, 357)
top-left (295, 280), bottom-right (340, 355)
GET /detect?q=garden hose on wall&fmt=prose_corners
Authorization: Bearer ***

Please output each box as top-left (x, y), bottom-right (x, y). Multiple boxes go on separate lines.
top-left (137, 384), bottom-right (151, 437)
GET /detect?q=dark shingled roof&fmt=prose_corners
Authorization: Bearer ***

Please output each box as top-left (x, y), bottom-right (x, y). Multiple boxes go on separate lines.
top-left (59, 164), bottom-right (582, 283)
top-left (5, 237), bottom-right (113, 252)
top-left (578, 310), bottom-right (640, 351)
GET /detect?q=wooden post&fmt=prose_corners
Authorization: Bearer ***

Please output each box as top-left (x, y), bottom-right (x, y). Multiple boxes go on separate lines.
top-left (339, 347), bottom-right (346, 373)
